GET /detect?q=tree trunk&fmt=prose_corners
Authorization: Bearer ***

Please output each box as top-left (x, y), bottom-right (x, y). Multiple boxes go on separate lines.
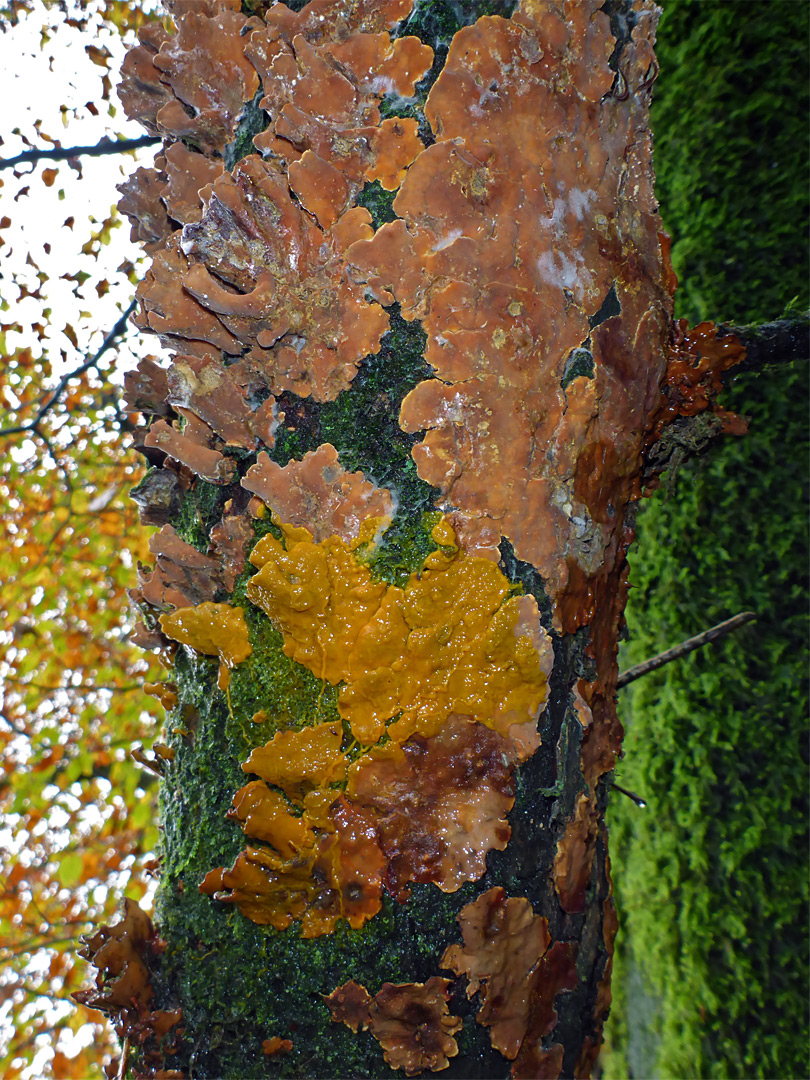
top-left (78, 2), bottom-right (745, 1077)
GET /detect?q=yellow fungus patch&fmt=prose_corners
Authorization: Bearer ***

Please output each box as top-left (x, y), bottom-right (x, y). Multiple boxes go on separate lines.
top-left (247, 516), bottom-right (550, 747)
top-left (158, 601), bottom-right (252, 669)
top-left (241, 721), bottom-right (347, 801)
top-left (206, 516), bottom-right (551, 934)
top-left (228, 780), bottom-right (315, 859)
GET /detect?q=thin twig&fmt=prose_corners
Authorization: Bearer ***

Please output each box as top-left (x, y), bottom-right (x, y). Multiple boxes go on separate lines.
top-left (0, 299), bottom-right (137, 438)
top-left (617, 611), bottom-right (757, 688)
top-left (612, 783), bottom-right (647, 808)
top-left (117, 1036), bottom-right (131, 1080)
top-left (0, 134), bottom-right (161, 171)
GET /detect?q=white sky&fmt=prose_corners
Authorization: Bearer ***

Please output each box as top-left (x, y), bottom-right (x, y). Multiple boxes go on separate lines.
top-left (0, 0), bottom-right (162, 394)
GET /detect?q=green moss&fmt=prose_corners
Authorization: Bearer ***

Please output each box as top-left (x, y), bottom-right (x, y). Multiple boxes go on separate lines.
top-left (355, 180), bottom-right (397, 228)
top-left (169, 477), bottom-right (229, 552)
top-left (601, 4), bottom-right (809, 1078)
top-left (651, 0), bottom-right (809, 324)
top-left (224, 89), bottom-right (271, 172)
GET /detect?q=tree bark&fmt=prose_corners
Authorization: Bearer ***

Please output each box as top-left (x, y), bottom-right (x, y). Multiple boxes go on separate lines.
top-left (77, 3), bottom-right (747, 1077)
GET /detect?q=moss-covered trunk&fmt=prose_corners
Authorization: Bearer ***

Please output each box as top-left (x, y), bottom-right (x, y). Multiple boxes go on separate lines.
top-left (76, 2), bottom-right (747, 1077)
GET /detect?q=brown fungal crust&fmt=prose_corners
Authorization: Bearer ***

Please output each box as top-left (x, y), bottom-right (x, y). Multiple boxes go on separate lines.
top-left (143, 417), bottom-right (236, 485)
top-left (117, 157), bottom-right (173, 254)
top-left (346, 1), bottom-right (674, 630)
top-left (130, 524), bottom-right (225, 612)
top-left (246, 18), bottom-right (431, 216)
top-left (151, 8), bottom-right (260, 155)
top-left (657, 318), bottom-right (747, 435)
top-left (72, 900), bottom-right (183, 1078)
top-left (345, 714), bottom-right (517, 900)
top-left (123, 357), bottom-right (171, 417)
top-left (165, 354), bottom-right (278, 451)
top-left (553, 792), bottom-right (599, 914)
top-left (137, 156), bottom-right (389, 401)
top-left (325, 977), bottom-right (462, 1076)
top-left (162, 142), bottom-right (226, 227)
top-left (241, 444), bottom-right (394, 542)
top-left (117, 23), bottom-right (173, 135)
top-left (441, 887), bottom-right (577, 1062)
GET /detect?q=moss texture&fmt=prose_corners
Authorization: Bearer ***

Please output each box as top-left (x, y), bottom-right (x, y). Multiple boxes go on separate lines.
top-left (602, 3), bottom-right (810, 1077)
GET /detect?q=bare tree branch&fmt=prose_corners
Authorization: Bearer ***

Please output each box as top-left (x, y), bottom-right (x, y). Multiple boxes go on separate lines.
top-left (618, 611), bottom-right (757, 688)
top-left (612, 783), bottom-right (647, 808)
top-left (0, 299), bottom-right (137, 438)
top-left (0, 134), bottom-right (161, 171)
top-left (722, 311), bottom-right (810, 374)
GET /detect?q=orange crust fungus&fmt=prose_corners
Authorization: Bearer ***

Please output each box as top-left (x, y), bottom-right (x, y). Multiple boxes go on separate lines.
top-left (325, 977), bottom-right (462, 1076)
top-left (241, 443), bottom-right (394, 542)
top-left (136, 155), bottom-right (388, 401)
top-left (441, 887), bottom-right (577, 1065)
top-left (158, 602), bottom-right (252, 684)
top-left (202, 514), bottom-right (551, 931)
top-left (346, 1), bottom-right (675, 631)
top-left (262, 1036), bottom-right (293, 1057)
top-left (198, 793), bottom-right (385, 937)
top-left (245, 514), bottom-right (551, 747)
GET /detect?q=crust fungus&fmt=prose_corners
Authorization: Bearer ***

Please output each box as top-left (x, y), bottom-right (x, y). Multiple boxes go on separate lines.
top-left (245, 515), bottom-right (551, 746)
top-left (117, 159), bottom-right (173, 255)
top-left (137, 156), bottom-right (388, 401)
top-left (657, 318), bottom-right (747, 434)
top-left (325, 977), bottom-right (462, 1075)
top-left (262, 1036), bottom-right (293, 1057)
top-left (346, 2), bottom-right (675, 629)
top-left (345, 714), bottom-right (517, 900)
top-left (246, 19), bottom-right (431, 217)
top-left (117, 23), bottom-right (173, 135)
top-left (242, 444), bottom-right (394, 542)
top-left (441, 887), bottom-right (577, 1062)
top-left (165, 354), bottom-right (278, 451)
top-left (151, 8), bottom-right (260, 155)
top-left (131, 524), bottom-right (226, 612)
top-left (199, 793), bottom-right (384, 937)
top-left (158, 602), bottom-right (252, 677)
top-left (161, 142), bottom-right (226, 227)
top-left (553, 792), bottom-right (599, 914)
top-left (143, 418), bottom-right (236, 485)
top-left (73, 900), bottom-right (183, 1078)
top-left (198, 510), bottom-right (550, 927)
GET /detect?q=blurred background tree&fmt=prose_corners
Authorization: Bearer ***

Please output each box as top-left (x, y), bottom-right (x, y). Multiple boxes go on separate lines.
top-left (602, 2), bottom-right (809, 1078)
